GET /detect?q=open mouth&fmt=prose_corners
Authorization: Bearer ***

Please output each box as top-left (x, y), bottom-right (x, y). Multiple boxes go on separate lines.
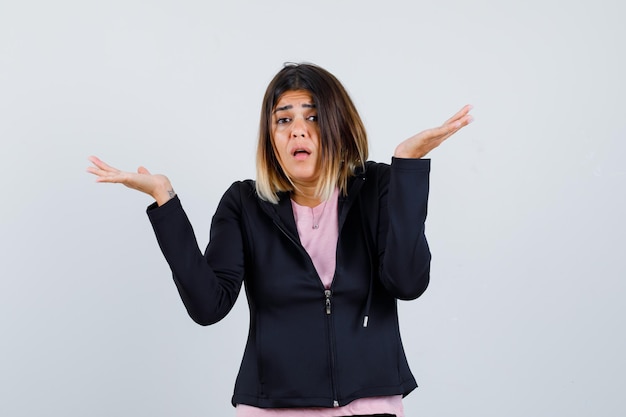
top-left (293, 148), bottom-right (311, 159)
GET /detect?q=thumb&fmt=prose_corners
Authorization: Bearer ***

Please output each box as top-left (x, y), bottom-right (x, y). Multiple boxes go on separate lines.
top-left (137, 166), bottom-right (151, 175)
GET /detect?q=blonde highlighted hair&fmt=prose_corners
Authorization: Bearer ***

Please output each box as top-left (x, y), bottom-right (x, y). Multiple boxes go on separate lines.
top-left (256, 63), bottom-right (368, 203)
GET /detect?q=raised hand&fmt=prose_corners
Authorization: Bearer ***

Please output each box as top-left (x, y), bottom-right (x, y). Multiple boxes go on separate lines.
top-left (394, 104), bottom-right (473, 159)
top-left (87, 156), bottom-right (176, 206)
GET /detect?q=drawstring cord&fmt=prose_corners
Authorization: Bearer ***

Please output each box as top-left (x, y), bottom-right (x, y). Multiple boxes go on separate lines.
top-left (358, 184), bottom-right (376, 328)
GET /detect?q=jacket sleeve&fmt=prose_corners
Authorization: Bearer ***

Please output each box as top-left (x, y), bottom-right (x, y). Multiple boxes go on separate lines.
top-left (147, 183), bottom-right (246, 325)
top-left (378, 157), bottom-right (431, 300)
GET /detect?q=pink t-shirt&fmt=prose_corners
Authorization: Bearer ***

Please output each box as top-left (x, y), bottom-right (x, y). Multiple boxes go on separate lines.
top-left (235, 189), bottom-right (404, 417)
top-left (236, 395), bottom-right (403, 417)
top-left (291, 188), bottom-right (340, 289)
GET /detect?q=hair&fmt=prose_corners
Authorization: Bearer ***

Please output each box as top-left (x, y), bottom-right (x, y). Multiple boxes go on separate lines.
top-left (255, 62), bottom-right (368, 204)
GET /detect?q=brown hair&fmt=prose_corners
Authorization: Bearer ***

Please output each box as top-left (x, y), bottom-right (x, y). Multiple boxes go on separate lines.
top-left (255, 63), bottom-right (368, 203)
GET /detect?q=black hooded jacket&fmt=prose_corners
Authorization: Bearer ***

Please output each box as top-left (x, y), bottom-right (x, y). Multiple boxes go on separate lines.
top-left (147, 157), bottom-right (431, 409)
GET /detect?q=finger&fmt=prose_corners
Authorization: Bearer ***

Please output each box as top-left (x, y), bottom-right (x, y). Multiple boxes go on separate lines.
top-left (86, 164), bottom-right (115, 178)
top-left (87, 168), bottom-right (121, 183)
top-left (88, 155), bottom-right (119, 173)
top-left (86, 165), bottom-right (112, 179)
top-left (424, 114), bottom-right (472, 143)
top-left (445, 114), bottom-right (473, 136)
top-left (94, 171), bottom-right (129, 184)
top-left (137, 166), bottom-right (151, 175)
top-left (421, 124), bottom-right (458, 140)
top-left (86, 166), bottom-right (101, 176)
top-left (443, 104), bottom-right (473, 126)
top-left (88, 155), bottom-right (107, 168)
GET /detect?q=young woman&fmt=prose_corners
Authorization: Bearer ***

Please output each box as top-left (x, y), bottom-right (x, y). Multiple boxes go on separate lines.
top-left (88, 63), bottom-right (473, 417)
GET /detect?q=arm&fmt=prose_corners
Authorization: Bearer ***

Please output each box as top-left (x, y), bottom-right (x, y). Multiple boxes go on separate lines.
top-left (378, 158), bottom-right (432, 300)
top-left (147, 186), bottom-right (246, 325)
top-left (379, 105), bottom-right (473, 299)
top-left (87, 156), bottom-right (245, 324)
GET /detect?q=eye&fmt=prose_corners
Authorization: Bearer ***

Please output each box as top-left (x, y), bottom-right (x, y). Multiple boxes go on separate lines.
top-left (276, 117), bottom-right (291, 124)
top-left (306, 115), bottom-right (318, 122)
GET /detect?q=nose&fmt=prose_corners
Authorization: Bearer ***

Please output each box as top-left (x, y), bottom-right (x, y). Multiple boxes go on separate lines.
top-left (291, 117), bottom-right (307, 138)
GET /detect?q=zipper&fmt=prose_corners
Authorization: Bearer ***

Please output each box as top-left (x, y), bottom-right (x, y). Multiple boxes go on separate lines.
top-left (324, 289), bottom-right (340, 407)
top-left (325, 289), bottom-right (332, 315)
top-left (274, 220), bottom-right (341, 406)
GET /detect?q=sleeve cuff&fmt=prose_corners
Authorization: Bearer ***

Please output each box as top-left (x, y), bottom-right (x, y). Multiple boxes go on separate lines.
top-left (146, 195), bottom-right (182, 224)
top-left (391, 157), bottom-right (431, 172)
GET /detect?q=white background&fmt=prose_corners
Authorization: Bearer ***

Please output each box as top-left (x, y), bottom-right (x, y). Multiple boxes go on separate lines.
top-left (1, 0), bottom-right (624, 416)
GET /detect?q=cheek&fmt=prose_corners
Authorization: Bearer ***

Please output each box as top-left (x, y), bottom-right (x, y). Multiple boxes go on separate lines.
top-left (271, 133), bottom-right (284, 149)
top-left (271, 135), bottom-right (288, 162)
top-left (312, 127), bottom-right (321, 145)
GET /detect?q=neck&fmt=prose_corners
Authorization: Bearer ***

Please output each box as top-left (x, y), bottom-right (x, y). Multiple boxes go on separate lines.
top-left (291, 194), bottom-right (321, 207)
top-left (291, 186), bottom-right (322, 207)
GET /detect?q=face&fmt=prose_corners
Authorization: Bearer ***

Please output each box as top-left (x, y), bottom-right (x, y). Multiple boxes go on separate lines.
top-left (271, 90), bottom-right (321, 191)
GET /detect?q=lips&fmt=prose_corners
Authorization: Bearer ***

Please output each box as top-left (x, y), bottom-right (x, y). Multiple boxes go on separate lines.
top-left (291, 146), bottom-right (312, 160)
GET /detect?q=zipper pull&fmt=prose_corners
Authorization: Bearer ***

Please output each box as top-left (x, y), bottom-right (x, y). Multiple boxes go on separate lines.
top-left (324, 290), bottom-right (332, 315)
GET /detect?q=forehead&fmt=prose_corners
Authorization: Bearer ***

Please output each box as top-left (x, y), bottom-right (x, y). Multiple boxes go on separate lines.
top-left (274, 90), bottom-right (314, 109)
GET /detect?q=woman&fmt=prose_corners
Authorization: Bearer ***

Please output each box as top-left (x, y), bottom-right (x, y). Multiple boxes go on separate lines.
top-left (88, 63), bottom-right (473, 417)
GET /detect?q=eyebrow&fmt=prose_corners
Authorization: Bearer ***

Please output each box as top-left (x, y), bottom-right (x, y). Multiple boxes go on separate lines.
top-left (274, 103), bottom-right (316, 113)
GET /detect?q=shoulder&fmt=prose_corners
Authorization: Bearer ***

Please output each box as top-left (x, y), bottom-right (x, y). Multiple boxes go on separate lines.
top-left (222, 179), bottom-right (257, 198)
top-left (361, 160), bottom-right (390, 185)
top-left (358, 159), bottom-right (430, 194)
top-left (216, 180), bottom-right (260, 210)
top-left (364, 160), bottom-right (389, 174)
